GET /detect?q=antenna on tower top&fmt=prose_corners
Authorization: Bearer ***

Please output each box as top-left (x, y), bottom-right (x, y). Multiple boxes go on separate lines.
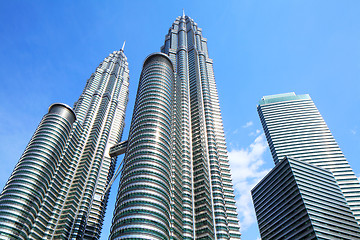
top-left (121, 40), bottom-right (126, 51)
top-left (182, 9), bottom-right (185, 17)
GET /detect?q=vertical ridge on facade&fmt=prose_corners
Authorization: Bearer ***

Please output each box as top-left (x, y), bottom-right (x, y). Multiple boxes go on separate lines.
top-left (161, 15), bottom-right (241, 239)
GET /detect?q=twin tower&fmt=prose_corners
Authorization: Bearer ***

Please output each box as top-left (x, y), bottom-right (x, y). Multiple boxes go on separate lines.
top-left (0, 15), bottom-right (241, 239)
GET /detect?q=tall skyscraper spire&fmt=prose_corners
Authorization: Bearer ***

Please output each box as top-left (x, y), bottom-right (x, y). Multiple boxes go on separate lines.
top-left (61, 50), bottom-right (129, 239)
top-left (161, 15), bottom-right (241, 239)
top-left (0, 50), bottom-right (129, 240)
top-left (110, 15), bottom-right (240, 240)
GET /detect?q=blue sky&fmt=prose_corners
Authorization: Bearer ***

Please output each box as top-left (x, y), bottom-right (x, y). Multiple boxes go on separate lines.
top-left (1, 1), bottom-right (360, 239)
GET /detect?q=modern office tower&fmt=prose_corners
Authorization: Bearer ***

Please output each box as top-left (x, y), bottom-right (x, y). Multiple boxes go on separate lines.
top-left (252, 156), bottom-right (360, 240)
top-left (257, 92), bottom-right (360, 223)
top-left (110, 14), bottom-right (240, 240)
top-left (0, 49), bottom-right (129, 240)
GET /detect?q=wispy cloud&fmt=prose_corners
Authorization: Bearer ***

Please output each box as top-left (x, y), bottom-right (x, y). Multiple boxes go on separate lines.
top-left (351, 129), bottom-right (357, 135)
top-left (228, 134), bottom-right (270, 230)
top-left (242, 121), bottom-right (253, 128)
top-left (249, 129), bottom-right (261, 136)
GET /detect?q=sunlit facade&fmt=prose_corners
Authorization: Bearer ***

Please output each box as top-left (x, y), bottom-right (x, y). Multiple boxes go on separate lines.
top-left (252, 156), bottom-right (360, 240)
top-left (0, 50), bottom-right (129, 239)
top-left (110, 14), bottom-right (240, 240)
top-left (257, 92), bottom-right (360, 224)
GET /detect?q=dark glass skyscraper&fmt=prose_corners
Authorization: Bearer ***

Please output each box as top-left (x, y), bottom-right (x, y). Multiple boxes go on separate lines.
top-left (110, 15), bottom-right (240, 240)
top-left (0, 49), bottom-right (129, 240)
top-left (257, 92), bottom-right (360, 223)
top-left (252, 157), bottom-right (360, 240)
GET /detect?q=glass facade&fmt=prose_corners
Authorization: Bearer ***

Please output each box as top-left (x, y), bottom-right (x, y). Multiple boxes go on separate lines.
top-left (252, 157), bottom-right (360, 240)
top-left (0, 50), bottom-right (129, 240)
top-left (110, 15), bottom-right (240, 240)
top-left (161, 15), bottom-right (240, 239)
top-left (0, 14), bottom-right (241, 239)
top-left (258, 92), bottom-right (360, 224)
top-left (0, 104), bottom-right (76, 239)
top-left (110, 53), bottom-right (174, 240)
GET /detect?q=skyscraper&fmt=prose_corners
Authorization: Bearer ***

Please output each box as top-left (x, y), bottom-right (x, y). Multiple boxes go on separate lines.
top-left (252, 156), bottom-right (360, 240)
top-left (257, 92), bottom-right (360, 223)
top-left (0, 49), bottom-right (129, 239)
top-left (110, 14), bottom-right (240, 240)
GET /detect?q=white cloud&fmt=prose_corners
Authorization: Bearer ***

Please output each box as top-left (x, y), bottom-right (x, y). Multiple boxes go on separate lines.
top-left (351, 129), bottom-right (356, 135)
top-left (249, 129), bottom-right (262, 136)
top-left (228, 134), bottom-right (271, 230)
top-left (242, 121), bottom-right (253, 128)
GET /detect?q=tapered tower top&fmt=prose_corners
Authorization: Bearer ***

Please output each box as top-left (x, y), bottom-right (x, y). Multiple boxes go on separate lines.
top-left (143, 52), bottom-right (174, 72)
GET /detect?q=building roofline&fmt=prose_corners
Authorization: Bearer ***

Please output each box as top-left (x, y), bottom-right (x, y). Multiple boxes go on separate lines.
top-left (143, 52), bottom-right (174, 72)
top-left (49, 103), bottom-right (76, 121)
top-left (258, 92), bottom-right (311, 106)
